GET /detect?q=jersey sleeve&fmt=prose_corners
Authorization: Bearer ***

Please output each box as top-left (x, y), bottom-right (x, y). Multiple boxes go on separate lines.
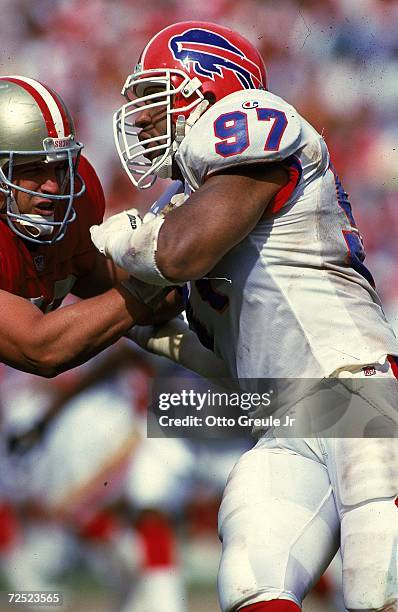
top-left (0, 226), bottom-right (29, 294)
top-left (68, 155), bottom-right (106, 275)
top-left (73, 155), bottom-right (105, 252)
top-left (0, 245), bottom-right (19, 293)
top-left (175, 90), bottom-right (304, 189)
top-left (76, 155), bottom-right (106, 227)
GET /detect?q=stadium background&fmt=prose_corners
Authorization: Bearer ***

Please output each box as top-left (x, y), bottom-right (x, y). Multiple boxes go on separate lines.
top-left (0, 0), bottom-right (397, 610)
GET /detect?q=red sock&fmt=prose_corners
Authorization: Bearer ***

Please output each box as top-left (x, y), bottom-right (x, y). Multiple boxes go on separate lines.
top-left (135, 511), bottom-right (176, 568)
top-left (239, 601), bottom-right (300, 612)
top-left (0, 503), bottom-right (19, 552)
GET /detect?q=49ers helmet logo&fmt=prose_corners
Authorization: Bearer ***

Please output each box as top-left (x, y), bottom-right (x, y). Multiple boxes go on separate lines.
top-left (169, 28), bottom-right (263, 89)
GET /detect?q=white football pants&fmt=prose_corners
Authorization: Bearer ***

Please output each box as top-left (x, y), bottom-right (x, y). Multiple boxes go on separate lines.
top-left (218, 363), bottom-right (398, 611)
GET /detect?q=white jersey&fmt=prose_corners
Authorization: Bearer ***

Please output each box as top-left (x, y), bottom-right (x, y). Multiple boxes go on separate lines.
top-left (174, 89), bottom-right (398, 379)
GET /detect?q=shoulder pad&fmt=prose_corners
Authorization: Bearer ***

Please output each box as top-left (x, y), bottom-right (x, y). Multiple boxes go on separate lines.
top-left (176, 90), bottom-right (304, 189)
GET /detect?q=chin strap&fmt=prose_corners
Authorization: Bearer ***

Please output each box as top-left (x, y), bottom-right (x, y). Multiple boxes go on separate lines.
top-left (184, 99), bottom-right (210, 134)
top-left (16, 214), bottom-right (54, 238)
top-left (8, 194), bottom-right (53, 238)
top-left (153, 99), bottom-right (210, 180)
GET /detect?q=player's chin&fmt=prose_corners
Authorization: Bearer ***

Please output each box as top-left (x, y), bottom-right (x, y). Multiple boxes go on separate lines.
top-left (142, 150), bottom-right (155, 162)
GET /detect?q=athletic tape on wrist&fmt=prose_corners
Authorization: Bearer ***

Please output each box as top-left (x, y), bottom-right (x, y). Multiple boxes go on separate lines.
top-left (118, 214), bottom-right (175, 286)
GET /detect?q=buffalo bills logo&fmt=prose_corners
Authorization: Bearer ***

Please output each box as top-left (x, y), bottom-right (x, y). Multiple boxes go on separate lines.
top-left (169, 28), bottom-right (262, 89)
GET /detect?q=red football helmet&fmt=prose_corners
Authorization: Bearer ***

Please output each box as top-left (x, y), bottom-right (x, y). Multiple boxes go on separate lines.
top-left (113, 21), bottom-right (268, 189)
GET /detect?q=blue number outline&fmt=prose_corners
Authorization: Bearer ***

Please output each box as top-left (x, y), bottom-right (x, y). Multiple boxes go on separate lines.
top-left (214, 111), bottom-right (249, 157)
top-left (330, 163), bottom-right (375, 287)
top-left (214, 107), bottom-right (288, 156)
top-left (256, 108), bottom-right (288, 151)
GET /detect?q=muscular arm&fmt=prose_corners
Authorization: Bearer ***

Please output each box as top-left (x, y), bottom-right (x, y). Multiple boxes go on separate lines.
top-left (156, 163), bottom-right (288, 281)
top-left (72, 252), bottom-right (129, 298)
top-left (0, 285), bottom-right (150, 377)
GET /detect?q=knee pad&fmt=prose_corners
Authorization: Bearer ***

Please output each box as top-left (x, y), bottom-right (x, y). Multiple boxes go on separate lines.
top-left (346, 601), bottom-right (398, 611)
top-left (341, 500), bottom-right (398, 611)
top-left (335, 439), bottom-right (398, 507)
top-left (218, 448), bottom-right (339, 611)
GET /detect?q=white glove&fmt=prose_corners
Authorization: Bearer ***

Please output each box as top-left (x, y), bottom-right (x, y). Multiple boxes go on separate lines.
top-left (90, 207), bottom-right (171, 285)
top-left (90, 184), bottom-right (190, 285)
top-left (126, 316), bottom-right (231, 379)
top-left (90, 208), bottom-right (143, 260)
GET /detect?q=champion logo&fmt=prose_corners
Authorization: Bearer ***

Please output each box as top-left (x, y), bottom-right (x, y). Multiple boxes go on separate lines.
top-left (242, 100), bottom-right (259, 109)
top-left (169, 28), bottom-right (262, 89)
top-left (362, 365), bottom-right (376, 377)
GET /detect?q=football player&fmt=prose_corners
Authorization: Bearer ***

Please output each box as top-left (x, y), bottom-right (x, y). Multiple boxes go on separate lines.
top-left (91, 22), bottom-right (398, 612)
top-left (0, 75), bottom-right (170, 377)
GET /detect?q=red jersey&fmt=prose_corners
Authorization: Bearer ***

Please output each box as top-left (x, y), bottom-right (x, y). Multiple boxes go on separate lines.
top-left (0, 156), bottom-right (105, 312)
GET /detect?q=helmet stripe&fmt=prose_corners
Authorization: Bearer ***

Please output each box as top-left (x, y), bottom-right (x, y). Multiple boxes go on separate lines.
top-left (40, 81), bottom-right (72, 136)
top-left (1, 76), bottom-right (66, 138)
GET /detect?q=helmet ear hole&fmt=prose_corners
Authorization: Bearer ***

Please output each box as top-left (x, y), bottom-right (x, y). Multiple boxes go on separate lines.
top-left (204, 92), bottom-right (216, 106)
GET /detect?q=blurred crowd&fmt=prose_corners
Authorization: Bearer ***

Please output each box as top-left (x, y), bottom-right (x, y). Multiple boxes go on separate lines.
top-left (2, 0), bottom-right (397, 311)
top-left (0, 1), bottom-right (397, 609)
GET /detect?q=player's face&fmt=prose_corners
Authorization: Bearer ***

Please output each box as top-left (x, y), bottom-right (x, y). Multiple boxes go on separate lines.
top-left (135, 85), bottom-right (169, 160)
top-left (11, 160), bottom-right (67, 216)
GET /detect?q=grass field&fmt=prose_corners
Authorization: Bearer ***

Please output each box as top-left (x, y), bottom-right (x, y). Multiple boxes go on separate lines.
top-left (0, 535), bottom-right (342, 611)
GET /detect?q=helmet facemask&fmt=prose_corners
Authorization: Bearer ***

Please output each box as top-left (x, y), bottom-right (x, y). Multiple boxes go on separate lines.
top-left (0, 137), bottom-right (85, 245)
top-left (113, 67), bottom-right (207, 190)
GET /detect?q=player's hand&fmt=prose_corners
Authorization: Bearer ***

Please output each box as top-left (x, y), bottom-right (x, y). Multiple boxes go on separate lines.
top-left (90, 188), bottom-right (188, 284)
top-left (91, 210), bottom-right (177, 308)
top-left (90, 186), bottom-right (188, 260)
top-left (121, 276), bottom-right (170, 309)
top-left (90, 208), bottom-right (143, 261)
top-left (126, 315), bottom-right (189, 354)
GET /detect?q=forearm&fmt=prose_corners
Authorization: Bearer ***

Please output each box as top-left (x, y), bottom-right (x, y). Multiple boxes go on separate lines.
top-left (73, 254), bottom-right (129, 299)
top-left (155, 181), bottom-right (237, 281)
top-left (4, 286), bottom-right (150, 377)
top-left (90, 165), bottom-right (288, 286)
top-left (156, 167), bottom-right (288, 281)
